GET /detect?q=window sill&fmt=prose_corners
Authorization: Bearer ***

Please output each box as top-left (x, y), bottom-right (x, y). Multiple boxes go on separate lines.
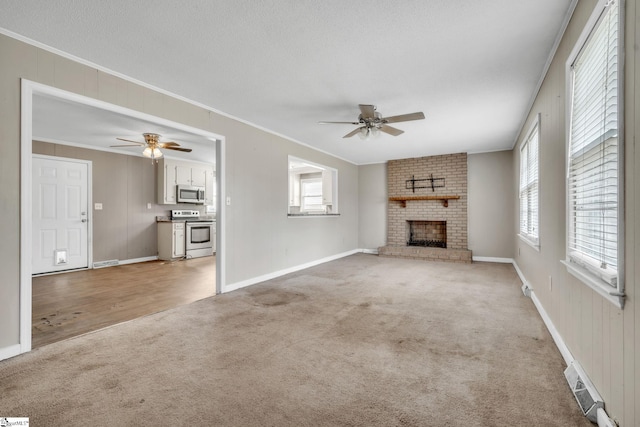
top-left (518, 234), bottom-right (540, 251)
top-left (561, 260), bottom-right (624, 309)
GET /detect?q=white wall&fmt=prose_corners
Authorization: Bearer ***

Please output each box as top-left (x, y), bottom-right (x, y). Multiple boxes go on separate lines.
top-left (213, 114), bottom-right (359, 286)
top-left (468, 151), bottom-right (514, 259)
top-left (357, 163), bottom-right (386, 250)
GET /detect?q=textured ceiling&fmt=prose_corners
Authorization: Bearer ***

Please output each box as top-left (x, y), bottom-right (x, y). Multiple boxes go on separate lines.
top-left (0, 0), bottom-right (574, 164)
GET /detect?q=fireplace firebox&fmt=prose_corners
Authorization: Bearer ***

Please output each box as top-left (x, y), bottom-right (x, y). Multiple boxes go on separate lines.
top-left (406, 220), bottom-right (446, 248)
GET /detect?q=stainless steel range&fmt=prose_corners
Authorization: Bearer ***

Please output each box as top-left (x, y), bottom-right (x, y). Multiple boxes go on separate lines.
top-left (171, 210), bottom-right (216, 258)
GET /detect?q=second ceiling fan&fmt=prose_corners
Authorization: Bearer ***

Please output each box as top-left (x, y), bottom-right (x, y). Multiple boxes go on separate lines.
top-left (111, 133), bottom-right (192, 163)
top-left (319, 104), bottom-right (425, 139)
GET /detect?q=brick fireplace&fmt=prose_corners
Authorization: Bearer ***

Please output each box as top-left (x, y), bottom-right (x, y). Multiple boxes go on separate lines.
top-left (378, 153), bottom-right (472, 263)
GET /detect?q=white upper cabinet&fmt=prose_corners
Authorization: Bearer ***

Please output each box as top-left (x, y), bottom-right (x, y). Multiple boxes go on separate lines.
top-left (175, 165), bottom-right (192, 186)
top-left (157, 159), bottom-right (215, 205)
top-left (191, 166), bottom-right (207, 187)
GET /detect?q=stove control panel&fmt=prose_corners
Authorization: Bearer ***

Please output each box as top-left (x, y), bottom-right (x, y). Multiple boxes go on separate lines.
top-left (171, 209), bottom-right (200, 219)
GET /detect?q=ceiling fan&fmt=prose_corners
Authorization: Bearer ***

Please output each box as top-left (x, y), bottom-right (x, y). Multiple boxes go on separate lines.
top-left (319, 104), bottom-right (425, 139)
top-left (111, 133), bottom-right (192, 163)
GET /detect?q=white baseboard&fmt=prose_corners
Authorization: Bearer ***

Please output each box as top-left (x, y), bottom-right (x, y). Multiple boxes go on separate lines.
top-left (529, 290), bottom-right (574, 366)
top-left (361, 248), bottom-right (379, 255)
top-left (473, 256), bottom-right (513, 263)
top-left (511, 260), bottom-right (573, 365)
top-left (511, 260), bottom-right (528, 287)
top-left (597, 408), bottom-right (616, 427)
top-left (0, 344), bottom-right (22, 361)
top-left (223, 249), bottom-right (361, 293)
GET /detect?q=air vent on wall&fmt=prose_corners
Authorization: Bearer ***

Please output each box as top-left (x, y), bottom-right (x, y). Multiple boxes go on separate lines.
top-left (564, 361), bottom-right (603, 423)
top-left (93, 259), bottom-right (119, 269)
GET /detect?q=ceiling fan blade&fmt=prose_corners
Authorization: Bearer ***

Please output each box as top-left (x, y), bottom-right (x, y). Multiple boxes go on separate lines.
top-left (318, 121), bottom-right (361, 125)
top-left (358, 104), bottom-right (376, 119)
top-left (111, 144), bottom-right (141, 148)
top-left (159, 141), bottom-right (180, 147)
top-left (379, 124), bottom-right (404, 136)
top-left (163, 146), bottom-right (192, 153)
top-left (382, 112), bottom-right (425, 124)
top-left (116, 137), bottom-right (145, 145)
top-left (343, 127), bottom-right (364, 138)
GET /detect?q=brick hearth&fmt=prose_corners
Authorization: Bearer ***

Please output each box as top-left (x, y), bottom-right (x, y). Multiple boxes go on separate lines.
top-left (378, 246), bottom-right (472, 263)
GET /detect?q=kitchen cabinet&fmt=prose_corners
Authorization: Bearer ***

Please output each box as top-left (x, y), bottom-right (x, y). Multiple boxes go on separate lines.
top-left (157, 159), bottom-right (214, 205)
top-left (175, 165), bottom-right (192, 187)
top-left (322, 170), bottom-right (333, 205)
top-left (176, 164), bottom-right (206, 187)
top-left (191, 166), bottom-right (207, 187)
top-left (158, 159), bottom-right (181, 204)
top-left (157, 221), bottom-right (185, 260)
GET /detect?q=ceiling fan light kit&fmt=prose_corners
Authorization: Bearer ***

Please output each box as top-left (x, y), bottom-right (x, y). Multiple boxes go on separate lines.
top-left (319, 104), bottom-right (425, 140)
top-left (358, 126), bottom-right (380, 140)
top-left (143, 146), bottom-right (163, 160)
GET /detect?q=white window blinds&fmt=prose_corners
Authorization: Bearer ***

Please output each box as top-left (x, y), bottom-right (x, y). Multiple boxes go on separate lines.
top-left (301, 179), bottom-right (323, 211)
top-left (568, 0), bottom-right (619, 286)
top-left (519, 119), bottom-right (539, 244)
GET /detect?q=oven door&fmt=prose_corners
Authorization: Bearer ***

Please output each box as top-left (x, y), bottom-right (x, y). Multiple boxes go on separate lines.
top-left (186, 222), bottom-right (214, 250)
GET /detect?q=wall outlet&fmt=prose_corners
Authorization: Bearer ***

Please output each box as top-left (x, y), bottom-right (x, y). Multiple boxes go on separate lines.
top-left (147, 203), bottom-right (152, 210)
top-left (226, 196), bottom-right (231, 206)
top-left (94, 203), bottom-right (103, 210)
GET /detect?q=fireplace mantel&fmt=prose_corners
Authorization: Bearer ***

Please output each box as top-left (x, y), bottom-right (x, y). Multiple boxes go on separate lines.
top-left (389, 195), bottom-right (460, 208)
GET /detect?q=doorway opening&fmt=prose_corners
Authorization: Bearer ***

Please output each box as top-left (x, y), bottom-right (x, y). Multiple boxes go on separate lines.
top-left (20, 80), bottom-right (226, 354)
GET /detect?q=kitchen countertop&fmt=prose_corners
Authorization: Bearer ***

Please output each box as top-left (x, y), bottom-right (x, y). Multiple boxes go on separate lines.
top-left (156, 217), bottom-right (185, 223)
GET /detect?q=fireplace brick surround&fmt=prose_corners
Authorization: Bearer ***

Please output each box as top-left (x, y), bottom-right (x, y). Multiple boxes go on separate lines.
top-left (379, 153), bottom-right (472, 263)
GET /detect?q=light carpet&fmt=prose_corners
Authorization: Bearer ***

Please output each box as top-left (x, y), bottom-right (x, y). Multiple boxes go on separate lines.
top-left (0, 254), bottom-right (590, 426)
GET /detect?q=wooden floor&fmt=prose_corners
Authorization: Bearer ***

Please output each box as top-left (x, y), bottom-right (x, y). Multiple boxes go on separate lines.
top-left (32, 256), bottom-right (216, 349)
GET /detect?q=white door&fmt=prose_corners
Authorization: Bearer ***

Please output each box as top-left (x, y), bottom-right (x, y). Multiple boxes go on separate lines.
top-left (32, 156), bottom-right (90, 274)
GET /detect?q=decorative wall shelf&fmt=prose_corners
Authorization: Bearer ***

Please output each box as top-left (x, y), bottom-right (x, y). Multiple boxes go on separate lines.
top-left (389, 195), bottom-right (460, 208)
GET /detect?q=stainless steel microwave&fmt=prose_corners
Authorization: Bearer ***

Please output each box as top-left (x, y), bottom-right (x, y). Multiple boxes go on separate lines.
top-left (177, 185), bottom-right (205, 204)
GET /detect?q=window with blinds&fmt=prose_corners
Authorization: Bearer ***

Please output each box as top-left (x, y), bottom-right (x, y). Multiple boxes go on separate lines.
top-left (567, 0), bottom-right (620, 288)
top-left (519, 117), bottom-right (539, 246)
